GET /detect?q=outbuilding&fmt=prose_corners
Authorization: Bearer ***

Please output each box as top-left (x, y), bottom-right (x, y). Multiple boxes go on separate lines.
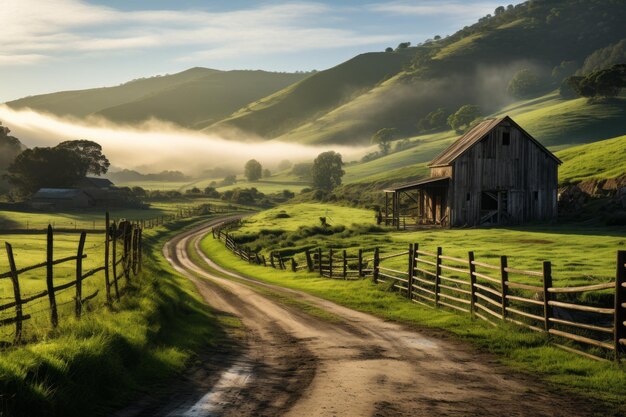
top-left (384, 116), bottom-right (561, 227)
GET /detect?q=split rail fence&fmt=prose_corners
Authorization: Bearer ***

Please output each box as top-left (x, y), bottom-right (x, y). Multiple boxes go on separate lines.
top-left (213, 220), bottom-right (626, 362)
top-left (0, 213), bottom-right (143, 343)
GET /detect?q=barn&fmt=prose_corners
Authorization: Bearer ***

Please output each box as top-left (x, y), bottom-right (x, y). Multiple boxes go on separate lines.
top-left (384, 116), bottom-right (561, 228)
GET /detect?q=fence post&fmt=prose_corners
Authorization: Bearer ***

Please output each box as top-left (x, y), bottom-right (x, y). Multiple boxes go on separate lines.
top-left (46, 225), bottom-right (59, 327)
top-left (262, 255), bottom-right (267, 267)
top-left (343, 250), bottom-right (347, 279)
top-left (500, 255), bottom-right (508, 320)
top-left (104, 213), bottom-right (112, 306)
top-left (270, 253), bottom-right (276, 269)
top-left (373, 248), bottom-right (380, 284)
top-left (75, 232), bottom-right (87, 318)
top-left (138, 229), bottom-right (143, 272)
top-left (468, 251), bottom-right (476, 317)
top-left (615, 250), bottom-right (626, 361)
top-left (358, 249), bottom-right (363, 278)
top-left (407, 243), bottom-right (414, 300)
top-left (112, 223), bottom-right (120, 300)
top-left (542, 261), bottom-right (553, 333)
top-left (329, 249), bottom-right (333, 279)
top-left (279, 254), bottom-right (285, 270)
top-left (435, 247), bottom-right (442, 307)
top-left (122, 225), bottom-right (130, 283)
top-left (318, 248), bottom-right (323, 276)
top-left (291, 258), bottom-right (297, 272)
top-left (306, 249), bottom-right (313, 272)
top-left (132, 227), bottom-right (139, 276)
top-left (5, 243), bottom-right (23, 343)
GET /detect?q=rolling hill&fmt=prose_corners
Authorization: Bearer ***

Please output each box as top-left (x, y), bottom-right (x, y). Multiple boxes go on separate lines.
top-left (211, 0), bottom-right (626, 146)
top-left (6, 68), bottom-right (309, 128)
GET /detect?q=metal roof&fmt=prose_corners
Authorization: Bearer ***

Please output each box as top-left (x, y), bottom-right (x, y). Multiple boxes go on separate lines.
top-left (32, 188), bottom-right (91, 200)
top-left (428, 115), bottom-right (562, 167)
top-left (384, 176), bottom-right (450, 192)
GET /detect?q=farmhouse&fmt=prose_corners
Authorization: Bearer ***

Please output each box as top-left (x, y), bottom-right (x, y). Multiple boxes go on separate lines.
top-left (384, 116), bottom-right (561, 228)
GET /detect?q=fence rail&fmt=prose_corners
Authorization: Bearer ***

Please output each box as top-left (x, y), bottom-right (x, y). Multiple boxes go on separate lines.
top-left (0, 213), bottom-right (144, 343)
top-left (213, 218), bottom-right (626, 362)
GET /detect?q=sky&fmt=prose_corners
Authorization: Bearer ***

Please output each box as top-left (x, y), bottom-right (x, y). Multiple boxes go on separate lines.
top-left (0, 0), bottom-right (502, 102)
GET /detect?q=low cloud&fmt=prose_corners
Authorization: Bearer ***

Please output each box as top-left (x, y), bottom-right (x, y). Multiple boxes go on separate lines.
top-left (0, 105), bottom-right (366, 174)
top-left (368, 1), bottom-right (500, 17)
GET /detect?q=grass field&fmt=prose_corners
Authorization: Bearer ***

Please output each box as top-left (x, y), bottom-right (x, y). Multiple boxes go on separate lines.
top-left (0, 232), bottom-right (108, 343)
top-left (0, 214), bottom-right (240, 417)
top-left (0, 197), bottom-right (232, 230)
top-left (231, 203), bottom-right (626, 287)
top-left (199, 235), bottom-right (626, 412)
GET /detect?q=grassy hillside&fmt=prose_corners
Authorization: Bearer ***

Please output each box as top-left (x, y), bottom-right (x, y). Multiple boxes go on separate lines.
top-left (220, 0), bottom-right (626, 146)
top-left (206, 51), bottom-right (414, 138)
top-left (6, 68), bottom-right (308, 128)
top-left (558, 134), bottom-right (626, 183)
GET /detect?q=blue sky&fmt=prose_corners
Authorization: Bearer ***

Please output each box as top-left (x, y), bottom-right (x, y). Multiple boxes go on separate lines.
top-left (0, 0), bottom-right (503, 102)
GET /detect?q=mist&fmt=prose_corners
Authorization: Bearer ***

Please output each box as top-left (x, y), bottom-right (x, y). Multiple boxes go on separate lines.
top-left (0, 105), bottom-right (367, 175)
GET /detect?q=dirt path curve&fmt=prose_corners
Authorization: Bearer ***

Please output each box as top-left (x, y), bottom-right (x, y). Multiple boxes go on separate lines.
top-left (127, 216), bottom-right (606, 417)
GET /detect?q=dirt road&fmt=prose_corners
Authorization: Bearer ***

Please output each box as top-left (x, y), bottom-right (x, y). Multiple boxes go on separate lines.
top-left (120, 217), bottom-right (607, 417)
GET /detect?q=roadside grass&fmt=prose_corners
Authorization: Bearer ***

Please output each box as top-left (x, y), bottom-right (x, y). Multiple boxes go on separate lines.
top-left (0, 215), bottom-right (239, 417)
top-left (200, 236), bottom-right (626, 413)
top-left (233, 203), bottom-right (625, 287)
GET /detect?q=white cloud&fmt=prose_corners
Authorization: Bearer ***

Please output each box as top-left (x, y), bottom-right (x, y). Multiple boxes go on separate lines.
top-left (368, 1), bottom-right (499, 17)
top-left (0, 0), bottom-right (401, 66)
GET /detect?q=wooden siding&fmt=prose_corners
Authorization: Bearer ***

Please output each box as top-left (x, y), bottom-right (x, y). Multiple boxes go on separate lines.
top-left (450, 122), bottom-right (558, 227)
top-left (430, 166), bottom-right (452, 178)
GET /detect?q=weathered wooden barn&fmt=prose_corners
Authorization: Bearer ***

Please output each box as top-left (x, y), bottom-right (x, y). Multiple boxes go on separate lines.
top-left (384, 116), bottom-right (561, 228)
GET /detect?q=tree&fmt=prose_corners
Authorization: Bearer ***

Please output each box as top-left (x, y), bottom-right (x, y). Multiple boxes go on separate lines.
top-left (131, 186), bottom-right (146, 197)
top-left (494, 6), bottom-right (506, 15)
top-left (312, 151), bottom-right (344, 191)
top-left (6, 147), bottom-right (86, 194)
top-left (447, 105), bottom-right (482, 133)
top-left (291, 162), bottom-right (313, 179)
top-left (263, 168), bottom-right (271, 178)
top-left (244, 159), bottom-right (262, 181)
top-left (396, 42), bottom-right (411, 50)
top-left (55, 140), bottom-right (110, 177)
top-left (565, 64), bottom-right (626, 99)
top-left (507, 69), bottom-right (541, 99)
top-left (204, 186), bottom-right (220, 198)
top-left (221, 175), bottom-right (237, 186)
top-left (371, 128), bottom-right (397, 155)
top-left (417, 108), bottom-right (448, 132)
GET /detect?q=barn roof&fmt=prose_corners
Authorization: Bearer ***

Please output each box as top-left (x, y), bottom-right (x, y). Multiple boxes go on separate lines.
top-left (76, 177), bottom-right (114, 189)
top-left (32, 188), bottom-right (91, 200)
top-left (384, 176), bottom-right (450, 193)
top-left (428, 116), bottom-right (562, 167)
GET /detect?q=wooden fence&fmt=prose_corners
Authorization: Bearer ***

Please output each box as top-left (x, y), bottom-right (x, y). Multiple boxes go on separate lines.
top-left (212, 219), bottom-right (626, 362)
top-left (0, 213), bottom-right (143, 343)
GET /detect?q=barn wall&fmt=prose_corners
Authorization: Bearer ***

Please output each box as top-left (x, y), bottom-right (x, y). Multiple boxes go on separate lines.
top-left (450, 122), bottom-right (558, 226)
top-left (430, 166), bottom-right (452, 178)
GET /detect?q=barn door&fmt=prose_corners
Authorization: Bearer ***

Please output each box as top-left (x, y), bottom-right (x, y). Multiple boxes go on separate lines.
top-left (480, 191), bottom-right (508, 225)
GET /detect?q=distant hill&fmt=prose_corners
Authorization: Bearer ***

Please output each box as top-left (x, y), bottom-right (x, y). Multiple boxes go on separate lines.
top-left (6, 68), bottom-right (309, 128)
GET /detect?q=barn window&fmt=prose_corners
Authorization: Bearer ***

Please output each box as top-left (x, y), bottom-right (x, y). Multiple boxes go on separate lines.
top-left (534, 191), bottom-right (539, 201)
top-left (502, 131), bottom-right (510, 146)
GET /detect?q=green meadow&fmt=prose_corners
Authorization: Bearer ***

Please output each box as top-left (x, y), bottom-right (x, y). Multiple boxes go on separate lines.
top-left (229, 203), bottom-right (625, 287)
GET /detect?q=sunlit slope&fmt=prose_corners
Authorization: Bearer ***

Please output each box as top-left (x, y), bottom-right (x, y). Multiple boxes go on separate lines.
top-left (496, 94), bottom-right (626, 149)
top-left (6, 68), bottom-right (308, 128)
top-left (557, 134), bottom-right (626, 183)
top-left (341, 95), bottom-right (626, 186)
top-left (206, 51), bottom-right (413, 138)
